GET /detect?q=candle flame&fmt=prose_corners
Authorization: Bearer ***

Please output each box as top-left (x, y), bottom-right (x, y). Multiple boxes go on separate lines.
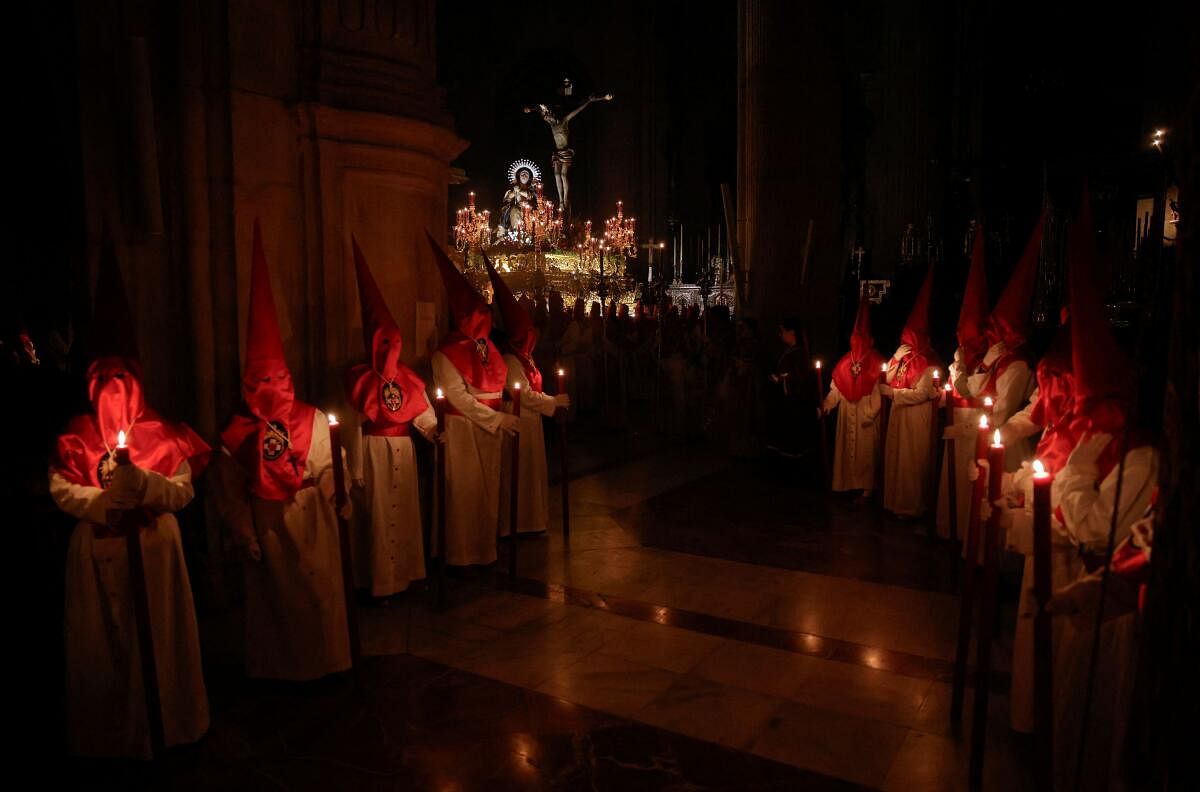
top-left (327, 413), bottom-right (338, 427)
top-left (116, 430), bottom-right (127, 449)
top-left (814, 360), bottom-right (821, 369)
top-left (984, 396), bottom-right (994, 407)
top-left (1033, 459), bottom-right (1047, 477)
top-left (933, 368), bottom-right (940, 379)
top-left (435, 388), bottom-right (444, 399)
top-left (993, 429), bottom-right (1002, 446)
top-left (557, 368), bottom-right (565, 376)
top-left (513, 382), bottom-right (521, 390)
top-left (979, 415), bottom-right (989, 429)
top-left (881, 362), bottom-right (889, 373)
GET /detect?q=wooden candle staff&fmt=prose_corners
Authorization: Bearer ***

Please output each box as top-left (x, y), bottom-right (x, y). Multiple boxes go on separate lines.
top-left (508, 383), bottom-right (521, 581)
top-left (434, 389), bottom-right (447, 607)
top-left (944, 384), bottom-right (959, 544)
top-left (1032, 460), bottom-right (1054, 792)
top-left (326, 414), bottom-right (361, 667)
top-left (111, 430), bottom-right (166, 757)
top-left (951, 414), bottom-right (991, 725)
top-left (557, 368), bottom-right (571, 544)
top-left (969, 428), bottom-right (1007, 788)
top-left (815, 359), bottom-right (830, 486)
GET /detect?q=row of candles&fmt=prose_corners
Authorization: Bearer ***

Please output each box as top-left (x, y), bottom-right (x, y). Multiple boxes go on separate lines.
top-left (808, 359), bottom-right (1053, 504)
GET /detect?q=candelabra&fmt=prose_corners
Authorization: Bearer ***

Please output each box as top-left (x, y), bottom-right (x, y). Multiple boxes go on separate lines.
top-left (603, 200), bottom-right (637, 256)
top-left (454, 192), bottom-right (491, 252)
top-left (529, 181), bottom-right (564, 250)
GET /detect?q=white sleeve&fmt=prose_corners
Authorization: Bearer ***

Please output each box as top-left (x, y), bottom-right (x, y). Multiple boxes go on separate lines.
top-left (892, 367), bottom-right (936, 406)
top-left (141, 460), bottom-right (195, 513)
top-left (993, 361), bottom-right (1034, 427)
top-left (822, 383), bottom-right (842, 413)
top-left (306, 410), bottom-right (334, 479)
top-left (433, 351), bottom-right (505, 434)
top-left (1053, 445), bottom-right (1158, 550)
top-left (49, 469), bottom-right (113, 524)
top-left (505, 355), bottom-right (558, 417)
top-left (1001, 386), bottom-right (1042, 443)
top-left (412, 392), bottom-right (438, 438)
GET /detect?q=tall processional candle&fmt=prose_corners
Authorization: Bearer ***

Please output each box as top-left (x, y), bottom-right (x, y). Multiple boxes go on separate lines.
top-left (433, 388), bottom-right (447, 605)
top-left (952, 412), bottom-right (992, 725)
top-left (326, 413), bottom-right (360, 665)
top-left (969, 427), bottom-right (1007, 787)
top-left (507, 383), bottom-right (522, 579)
top-left (1031, 459), bottom-right (1054, 790)
top-left (556, 368), bottom-right (571, 542)
top-left (115, 429), bottom-right (131, 465)
top-left (434, 388), bottom-right (446, 434)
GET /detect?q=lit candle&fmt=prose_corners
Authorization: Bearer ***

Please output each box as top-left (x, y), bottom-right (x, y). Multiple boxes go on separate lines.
top-left (434, 387), bottom-right (446, 434)
top-left (557, 367), bottom-right (566, 396)
top-left (880, 360), bottom-right (889, 383)
top-left (326, 412), bottom-right (348, 511)
top-left (983, 396), bottom-right (994, 414)
top-left (1031, 457), bottom-right (1053, 758)
top-left (943, 382), bottom-right (953, 423)
top-left (511, 382), bottom-right (522, 418)
top-left (115, 429), bottom-right (130, 465)
top-left (976, 415), bottom-right (990, 461)
top-left (987, 428), bottom-right (1005, 507)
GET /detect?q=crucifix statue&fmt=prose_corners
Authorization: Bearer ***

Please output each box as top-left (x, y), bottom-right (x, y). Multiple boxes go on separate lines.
top-left (524, 79), bottom-right (612, 215)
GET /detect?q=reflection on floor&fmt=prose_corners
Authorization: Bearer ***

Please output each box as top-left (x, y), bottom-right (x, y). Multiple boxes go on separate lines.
top-left (62, 443), bottom-right (1032, 790)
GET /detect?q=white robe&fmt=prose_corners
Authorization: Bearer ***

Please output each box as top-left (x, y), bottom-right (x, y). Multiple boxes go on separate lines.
top-left (351, 396), bottom-right (437, 596)
top-left (499, 354), bottom-right (558, 534)
top-left (936, 352), bottom-right (986, 540)
top-left (821, 382), bottom-right (882, 492)
top-left (212, 412), bottom-right (351, 681)
top-left (966, 349), bottom-right (1036, 471)
top-left (51, 461), bottom-right (209, 758)
top-left (883, 364), bottom-right (937, 516)
top-left (432, 350), bottom-right (505, 566)
top-left (1051, 444), bottom-right (1157, 792)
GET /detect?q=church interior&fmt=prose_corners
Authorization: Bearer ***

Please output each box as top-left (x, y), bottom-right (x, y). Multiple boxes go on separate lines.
top-left (5, 1), bottom-right (1197, 790)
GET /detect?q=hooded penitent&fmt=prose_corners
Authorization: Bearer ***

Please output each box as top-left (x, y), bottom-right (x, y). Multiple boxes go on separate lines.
top-left (425, 232), bottom-right (508, 395)
top-left (219, 220), bottom-right (316, 501)
top-left (1029, 319), bottom-right (1076, 473)
top-left (832, 291), bottom-right (885, 402)
top-left (346, 237), bottom-right (429, 433)
top-left (484, 252), bottom-right (542, 392)
top-left (986, 212), bottom-right (1044, 353)
top-left (893, 263), bottom-right (938, 389)
top-left (54, 227), bottom-right (210, 488)
top-left (957, 227), bottom-right (990, 369)
top-left (1066, 188), bottom-right (1136, 474)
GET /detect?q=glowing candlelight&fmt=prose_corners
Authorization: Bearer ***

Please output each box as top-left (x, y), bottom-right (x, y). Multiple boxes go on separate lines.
top-left (992, 429), bottom-right (1003, 448)
top-left (327, 413), bottom-right (338, 427)
top-left (979, 415), bottom-right (989, 430)
top-left (881, 362), bottom-right (889, 373)
top-left (814, 360), bottom-right (822, 370)
top-left (1033, 459), bottom-right (1049, 479)
top-left (117, 430), bottom-right (127, 449)
top-left (944, 383), bottom-right (952, 392)
top-left (983, 396), bottom-right (994, 410)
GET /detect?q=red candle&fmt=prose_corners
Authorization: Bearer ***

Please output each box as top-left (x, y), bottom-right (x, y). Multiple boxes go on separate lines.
top-left (987, 429), bottom-right (1005, 503)
top-left (511, 382), bottom-right (522, 418)
top-left (880, 360), bottom-right (889, 383)
top-left (983, 395), bottom-right (994, 415)
top-left (1031, 458), bottom-right (1054, 786)
top-left (814, 359), bottom-right (824, 398)
top-left (434, 387), bottom-right (446, 434)
top-left (557, 367), bottom-right (566, 396)
top-left (943, 383), bottom-right (954, 425)
top-left (975, 414), bottom-right (990, 461)
top-left (932, 368), bottom-right (941, 392)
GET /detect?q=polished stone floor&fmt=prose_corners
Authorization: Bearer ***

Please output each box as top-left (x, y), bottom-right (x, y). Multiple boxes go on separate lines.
top-left (59, 438), bottom-right (1033, 790)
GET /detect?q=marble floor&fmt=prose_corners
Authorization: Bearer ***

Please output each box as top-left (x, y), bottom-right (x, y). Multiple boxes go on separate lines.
top-left (59, 439), bottom-right (1033, 790)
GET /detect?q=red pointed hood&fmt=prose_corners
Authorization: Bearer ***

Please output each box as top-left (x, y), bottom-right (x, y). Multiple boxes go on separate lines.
top-left (484, 252), bottom-right (537, 356)
top-left (352, 236), bottom-right (404, 377)
top-left (986, 211), bottom-right (1044, 350)
top-left (1068, 188), bottom-right (1131, 437)
top-left (957, 227), bottom-right (989, 366)
top-left (832, 292), bottom-right (885, 402)
top-left (221, 220), bottom-right (315, 501)
top-left (425, 230), bottom-right (491, 340)
top-left (901, 263), bottom-right (935, 355)
top-left (484, 251), bottom-right (542, 391)
top-left (241, 219), bottom-right (295, 423)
